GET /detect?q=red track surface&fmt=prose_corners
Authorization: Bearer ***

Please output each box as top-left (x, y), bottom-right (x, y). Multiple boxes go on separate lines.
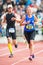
top-left (0, 41), bottom-right (43, 65)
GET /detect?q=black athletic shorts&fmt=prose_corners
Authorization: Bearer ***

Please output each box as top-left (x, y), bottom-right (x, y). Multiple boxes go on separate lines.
top-left (6, 28), bottom-right (16, 39)
top-left (24, 30), bottom-right (35, 44)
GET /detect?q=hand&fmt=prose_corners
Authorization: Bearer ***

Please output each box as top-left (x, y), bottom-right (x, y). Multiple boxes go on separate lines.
top-left (27, 21), bottom-right (30, 24)
top-left (11, 17), bottom-right (16, 21)
top-left (25, 21), bottom-right (30, 25)
top-left (20, 22), bottom-right (30, 26)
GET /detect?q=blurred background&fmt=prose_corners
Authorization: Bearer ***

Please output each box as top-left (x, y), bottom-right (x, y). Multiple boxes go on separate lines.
top-left (0, 0), bottom-right (43, 43)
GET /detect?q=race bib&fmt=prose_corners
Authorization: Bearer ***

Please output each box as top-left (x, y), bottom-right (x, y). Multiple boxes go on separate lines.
top-left (9, 28), bottom-right (15, 33)
top-left (26, 24), bottom-right (33, 29)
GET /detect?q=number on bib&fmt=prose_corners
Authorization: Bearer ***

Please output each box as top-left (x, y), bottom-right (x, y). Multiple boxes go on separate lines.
top-left (9, 28), bottom-right (15, 33)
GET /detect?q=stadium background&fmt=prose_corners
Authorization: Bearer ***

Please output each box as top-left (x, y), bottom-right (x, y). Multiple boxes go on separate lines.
top-left (0, 0), bottom-right (43, 43)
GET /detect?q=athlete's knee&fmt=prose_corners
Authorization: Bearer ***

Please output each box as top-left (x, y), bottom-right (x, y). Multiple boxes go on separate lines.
top-left (29, 41), bottom-right (33, 48)
top-left (29, 43), bottom-right (33, 49)
top-left (7, 37), bottom-right (11, 43)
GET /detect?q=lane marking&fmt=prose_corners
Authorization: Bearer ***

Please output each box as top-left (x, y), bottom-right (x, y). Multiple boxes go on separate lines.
top-left (0, 47), bottom-right (8, 51)
top-left (0, 47), bottom-right (28, 57)
top-left (0, 44), bottom-right (43, 51)
top-left (12, 49), bottom-right (43, 65)
top-left (12, 57), bottom-right (28, 65)
top-left (0, 44), bottom-right (43, 56)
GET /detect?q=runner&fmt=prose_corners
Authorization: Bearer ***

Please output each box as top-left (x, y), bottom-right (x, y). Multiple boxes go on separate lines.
top-left (20, 6), bottom-right (38, 61)
top-left (2, 5), bottom-right (20, 58)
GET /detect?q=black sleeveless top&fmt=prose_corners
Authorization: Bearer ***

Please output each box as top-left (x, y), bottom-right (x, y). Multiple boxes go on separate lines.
top-left (6, 13), bottom-right (15, 29)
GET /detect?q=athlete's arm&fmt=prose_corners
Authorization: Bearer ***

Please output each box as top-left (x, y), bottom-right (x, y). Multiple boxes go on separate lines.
top-left (35, 16), bottom-right (43, 28)
top-left (20, 15), bottom-right (25, 26)
top-left (2, 16), bottom-right (6, 24)
top-left (34, 16), bottom-right (39, 25)
top-left (35, 16), bottom-right (38, 21)
top-left (11, 17), bottom-right (21, 23)
top-left (20, 15), bottom-right (30, 26)
top-left (15, 18), bottom-right (21, 23)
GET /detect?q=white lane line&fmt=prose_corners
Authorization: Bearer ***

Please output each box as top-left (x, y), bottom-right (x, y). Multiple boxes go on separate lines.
top-left (12, 49), bottom-right (43, 65)
top-left (12, 57), bottom-right (28, 65)
top-left (0, 47), bottom-right (28, 57)
top-left (0, 46), bottom-right (16, 51)
top-left (0, 47), bottom-right (8, 51)
top-left (0, 44), bottom-right (43, 56)
top-left (0, 44), bottom-right (42, 51)
top-left (35, 50), bottom-right (43, 55)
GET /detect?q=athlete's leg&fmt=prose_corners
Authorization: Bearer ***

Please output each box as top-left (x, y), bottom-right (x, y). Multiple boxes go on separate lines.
top-left (29, 31), bottom-right (35, 60)
top-left (7, 37), bottom-right (13, 58)
top-left (29, 40), bottom-right (34, 55)
top-left (6, 29), bottom-right (13, 58)
top-left (12, 33), bottom-right (18, 48)
top-left (29, 40), bottom-right (34, 60)
top-left (13, 39), bottom-right (18, 48)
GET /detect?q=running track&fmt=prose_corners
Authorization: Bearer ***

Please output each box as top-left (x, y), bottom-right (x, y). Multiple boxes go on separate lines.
top-left (0, 41), bottom-right (43, 65)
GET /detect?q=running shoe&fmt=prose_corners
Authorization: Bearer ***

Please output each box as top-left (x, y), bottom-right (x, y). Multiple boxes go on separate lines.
top-left (15, 44), bottom-right (18, 48)
top-left (9, 54), bottom-right (13, 58)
